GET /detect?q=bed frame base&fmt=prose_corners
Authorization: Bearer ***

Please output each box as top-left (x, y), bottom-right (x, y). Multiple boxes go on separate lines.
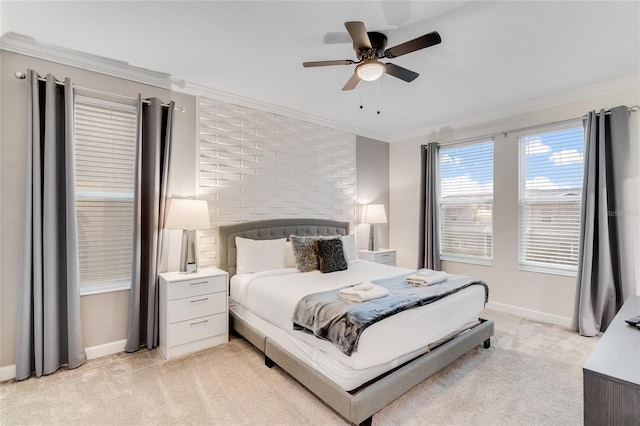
top-left (265, 355), bottom-right (275, 368)
top-left (360, 416), bottom-right (372, 426)
top-left (231, 311), bottom-right (494, 425)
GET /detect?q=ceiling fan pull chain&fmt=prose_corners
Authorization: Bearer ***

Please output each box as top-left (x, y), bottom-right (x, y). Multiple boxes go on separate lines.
top-left (377, 79), bottom-right (381, 115)
top-left (360, 83), bottom-right (364, 110)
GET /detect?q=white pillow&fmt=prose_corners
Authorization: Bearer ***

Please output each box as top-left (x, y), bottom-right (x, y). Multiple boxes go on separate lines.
top-left (235, 237), bottom-right (287, 274)
top-left (340, 234), bottom-right (358, 261)
top-left (284, 241), bottom-right (297, 268)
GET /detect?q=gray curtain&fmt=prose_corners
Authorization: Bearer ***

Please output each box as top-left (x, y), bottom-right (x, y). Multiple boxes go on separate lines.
top-left (125, 97), bottom-right (174, 352)
top-left (417, 143), bottom-right (441, 270)
top-left (572, 106), bottom-right (636, 336)
top-left (16, 71), bottom-right (86, 380)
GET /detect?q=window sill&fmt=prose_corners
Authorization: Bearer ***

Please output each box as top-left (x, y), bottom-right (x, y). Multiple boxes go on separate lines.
top-left (440, 255), bottom-right (493, 267)
top-left (519, 263), bottom-right (577, 277)
top-left (80, 280), bottom-right (131, 296)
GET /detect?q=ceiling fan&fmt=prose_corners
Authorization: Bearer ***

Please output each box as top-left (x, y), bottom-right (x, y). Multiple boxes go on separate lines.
top-left (303, 21), bottom-right (441, 91)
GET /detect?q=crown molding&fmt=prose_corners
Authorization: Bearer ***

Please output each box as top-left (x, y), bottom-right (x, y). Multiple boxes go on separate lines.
top-left (1, 32), bottom-right (390, 143)
top-left (391, 74), bottom-right (640, 143)
top-left (175, 80), bottom-right (390, 142)
top-left (1, 32), bottom-right (180, 90)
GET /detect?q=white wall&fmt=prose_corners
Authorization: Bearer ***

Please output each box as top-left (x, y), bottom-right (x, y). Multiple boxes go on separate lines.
top-left (196, 97), bottom-right (357, 268)
top-left (390, 86), bottom-right (640, 326)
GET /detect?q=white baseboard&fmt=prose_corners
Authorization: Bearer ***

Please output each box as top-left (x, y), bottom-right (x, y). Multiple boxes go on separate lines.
top-left (485, 301), bottom-right (572, 328)
top-left (1, 339), bottom-right (126, 382)
top-left (0, 364), bottom-right (16, 382)
top-left (84, 339), bottom-right (126, 360)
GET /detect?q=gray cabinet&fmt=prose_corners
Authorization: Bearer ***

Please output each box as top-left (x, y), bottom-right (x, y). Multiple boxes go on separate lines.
top-left (583, 295), bottom-right (640, 425)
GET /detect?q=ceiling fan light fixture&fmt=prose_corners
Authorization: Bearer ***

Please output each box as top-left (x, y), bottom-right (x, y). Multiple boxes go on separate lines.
top-left (356, 60), bottom-right (385, 81)
top-left (303, 21), bottom-right (439, 90)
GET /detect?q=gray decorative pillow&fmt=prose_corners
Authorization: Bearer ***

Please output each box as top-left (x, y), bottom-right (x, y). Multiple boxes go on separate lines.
top-left (315, 238), bottom-right (348, 273)
top-left (290, 235), bottom-right (318, 272)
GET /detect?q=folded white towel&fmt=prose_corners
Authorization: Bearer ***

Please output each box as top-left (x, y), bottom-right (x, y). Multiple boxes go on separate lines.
top-left (405, 271), bottom-right (449, 286)
top-left (415, 268), bottom-right (436, 276)
top-left (339, 282), bottom-right (390, 302)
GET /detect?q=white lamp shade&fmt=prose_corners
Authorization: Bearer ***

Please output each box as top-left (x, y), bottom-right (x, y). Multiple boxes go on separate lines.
top-left (362, 204), bottom-right (387, 224)
top-left (165, 199), bottom-right (210, 230)
top-left (356, 60), bottom-right (385, 82)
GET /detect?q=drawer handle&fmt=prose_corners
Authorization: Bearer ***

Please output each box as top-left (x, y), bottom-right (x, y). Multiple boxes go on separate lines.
top-left (380, 254), bottom-right (390, 257)
top-left (190, 281), bottom-right (208, 286)
top-left (190, 319), bottom-right (209, 326)
top-left (190, 297), bottom-right (209, 303)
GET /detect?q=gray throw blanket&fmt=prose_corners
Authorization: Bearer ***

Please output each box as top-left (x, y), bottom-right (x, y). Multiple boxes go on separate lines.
top-left (292, 273), bottom-right (488, 356)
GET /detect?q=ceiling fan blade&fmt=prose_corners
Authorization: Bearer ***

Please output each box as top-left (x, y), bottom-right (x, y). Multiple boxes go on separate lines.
top-left (303, 59), bottom-right (355, 67)
top-left (344, 21), bottom-right (372, 50)
top-left (341, 73), bottom-right (361, 91)
top-left (384, 63), bottom-right (420, 82)
top-left (384, 31), bottom-right (441, 58)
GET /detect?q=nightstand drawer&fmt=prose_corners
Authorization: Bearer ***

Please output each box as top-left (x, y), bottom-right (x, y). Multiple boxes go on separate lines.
top-left (169, 292), bottom-right (227, 324)
top-left (167, 275), bottom-right (226, 300)
top-left (169, 313), bottom-right (227, 347)
top-left (357, 249), bottom-right (397, 266)
top-left (373, 251), bottom-right (396, 264)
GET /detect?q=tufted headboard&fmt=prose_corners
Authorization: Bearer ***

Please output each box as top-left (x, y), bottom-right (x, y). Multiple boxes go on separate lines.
top-left (217, 218), bottom-right (350, 277)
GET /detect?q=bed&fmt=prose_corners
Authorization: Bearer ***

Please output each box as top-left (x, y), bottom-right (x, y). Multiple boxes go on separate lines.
top-left (218, 218), bottom-right (494, 425)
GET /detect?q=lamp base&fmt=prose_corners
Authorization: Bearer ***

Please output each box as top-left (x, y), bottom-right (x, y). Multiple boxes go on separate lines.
top-left (368, 223), bottom-right (380, 251)
top-left (179, 229), bottom-right (198, 273)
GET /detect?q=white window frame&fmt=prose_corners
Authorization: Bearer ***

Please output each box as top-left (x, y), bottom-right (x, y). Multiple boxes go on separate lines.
top-left (74, 93), bottom-right (138, 295)
top-left (517, 120), bottom-right (584, 276)
top-left (438, 139), bottom-right (494, 266)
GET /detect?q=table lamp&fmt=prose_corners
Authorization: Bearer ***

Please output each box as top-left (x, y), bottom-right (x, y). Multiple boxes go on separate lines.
top-left (362, 204), bottom-right (387, 251)
top-left (165, 198), bottom-right (210, 273)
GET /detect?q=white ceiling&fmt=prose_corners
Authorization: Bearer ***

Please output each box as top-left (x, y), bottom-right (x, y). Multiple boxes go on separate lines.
top-left (1, 1), bottom-right (639, 142)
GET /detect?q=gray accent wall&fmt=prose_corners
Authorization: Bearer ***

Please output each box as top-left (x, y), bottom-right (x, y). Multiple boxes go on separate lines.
top-left (356, 136), bottom-right (390, 250)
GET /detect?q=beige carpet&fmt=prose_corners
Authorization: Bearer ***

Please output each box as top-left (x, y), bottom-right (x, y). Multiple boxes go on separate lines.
top-left (0, 310), bottom-right (599, 426)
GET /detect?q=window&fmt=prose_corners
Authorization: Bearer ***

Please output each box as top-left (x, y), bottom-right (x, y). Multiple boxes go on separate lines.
top-left (519, 123), bottom-right (584, 274)
top-left (74, 95), bottom-right (137, 294)
top-left (439, 140), bottom-right (494, 263)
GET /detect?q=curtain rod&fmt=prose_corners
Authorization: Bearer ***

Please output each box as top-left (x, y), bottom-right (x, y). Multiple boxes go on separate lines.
top-left (424, 105), bottom-right (640, 147)
top-left (14, 71), bottom-right (184, 112)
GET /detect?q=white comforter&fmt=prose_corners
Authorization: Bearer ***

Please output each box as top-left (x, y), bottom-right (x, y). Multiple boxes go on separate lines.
top-left (230, 260), bottom-right (486, 371)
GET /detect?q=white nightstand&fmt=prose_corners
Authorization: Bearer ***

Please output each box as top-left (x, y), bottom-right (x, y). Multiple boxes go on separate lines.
top-left (357, 249), bottom-right (396, 266)
top-left (159, 268), bottom-right (228, 359)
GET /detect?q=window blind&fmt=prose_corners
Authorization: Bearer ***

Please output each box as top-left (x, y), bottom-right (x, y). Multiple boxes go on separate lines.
top-left (74, 96), bottom-right (137, 290)
top-left (519, 125), bottom-right (584, 273)
top-left (439, 140), bottom-right (494, 261)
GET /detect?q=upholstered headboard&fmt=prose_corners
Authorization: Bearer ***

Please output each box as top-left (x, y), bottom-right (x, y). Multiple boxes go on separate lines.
top-left (217, 218), bottom-right (350, 277)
